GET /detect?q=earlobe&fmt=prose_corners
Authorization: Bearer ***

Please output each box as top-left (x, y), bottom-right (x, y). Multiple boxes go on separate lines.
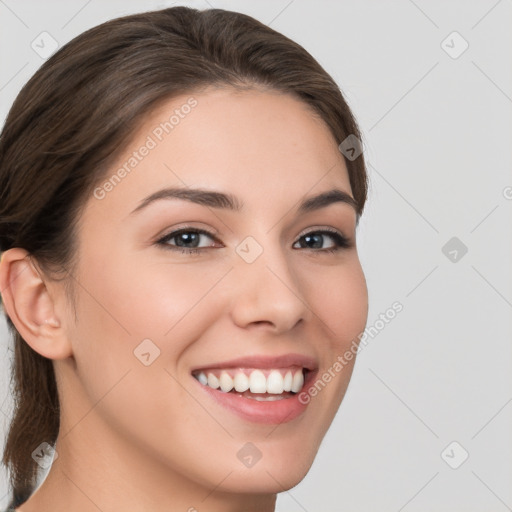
top-left (0, 248), bottom-right (72, 360)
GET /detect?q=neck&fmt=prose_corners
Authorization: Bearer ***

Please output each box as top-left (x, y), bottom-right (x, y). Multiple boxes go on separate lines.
top-left (18, 412), bottom-right (277, 512)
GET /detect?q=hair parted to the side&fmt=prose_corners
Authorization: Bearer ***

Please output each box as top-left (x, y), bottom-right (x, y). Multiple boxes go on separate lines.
top-left (0, 6), bottom-right (367, 506)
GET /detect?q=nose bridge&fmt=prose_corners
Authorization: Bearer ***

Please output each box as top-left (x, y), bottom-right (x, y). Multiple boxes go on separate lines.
top-left (229, 233), bottom-right (308, 331)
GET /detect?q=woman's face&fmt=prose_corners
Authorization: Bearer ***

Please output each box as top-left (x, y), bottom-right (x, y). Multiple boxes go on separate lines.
top-left (57, 87), bottom-right (368, 496)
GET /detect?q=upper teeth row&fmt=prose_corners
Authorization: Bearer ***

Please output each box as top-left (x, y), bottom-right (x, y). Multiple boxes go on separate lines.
top-left (195, 369), bottom-right (305, 394)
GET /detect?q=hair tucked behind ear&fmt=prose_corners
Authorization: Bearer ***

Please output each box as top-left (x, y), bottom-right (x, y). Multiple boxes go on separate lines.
top-left (1, 328), bottom-right (60, 506)
top-left (0, 6), bottom-right (367, 506)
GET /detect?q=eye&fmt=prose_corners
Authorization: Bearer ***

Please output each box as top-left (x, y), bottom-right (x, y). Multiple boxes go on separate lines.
top-left (292, 229), bottom-right (351, 253)
top-left (156, 228), bottom-right (220, 253)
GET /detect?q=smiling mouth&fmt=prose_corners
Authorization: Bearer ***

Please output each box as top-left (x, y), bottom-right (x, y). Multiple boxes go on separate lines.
top-left (192, 367), bottom-right (307, 401)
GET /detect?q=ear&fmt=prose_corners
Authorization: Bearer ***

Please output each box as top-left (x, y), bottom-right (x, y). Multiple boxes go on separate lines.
top-left (0, 248), bottom-right (72, 360)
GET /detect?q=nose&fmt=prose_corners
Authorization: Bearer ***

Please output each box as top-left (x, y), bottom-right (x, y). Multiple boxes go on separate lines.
top-left (229, 242), bottom-right (309, 334)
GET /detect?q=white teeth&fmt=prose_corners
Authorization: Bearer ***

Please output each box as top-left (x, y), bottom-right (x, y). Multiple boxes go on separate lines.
top-left (291, 370), bottom-right (304, 393)
top-left (249, 370), bottom-right (267, 393)
top-left (219, 372), bottom-right (234, 392)
top-left (283, 371), bottom-right (293, 392)
top-left (197, 368), bottom-right (306, 395)
top-left (233, 372), bottom-right (250, 392)
top-left (207, 373), bottom-right (220, 389)
top-left (266, 370), bottom-right (284, 394)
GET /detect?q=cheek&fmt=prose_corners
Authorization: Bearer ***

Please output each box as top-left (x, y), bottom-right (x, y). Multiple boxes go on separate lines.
top-left (293, 257), bottom-right (367, 417)
top-left (306, 258), bottom-right (368, 348)
top-left (71, 252), bottom-right (232, 366)
top-left (120, 260), bottom-right (234, 343)
top-left (301, 257), bottom-right (367, 404)
top-left (65, 257), bottom-right (237, 475)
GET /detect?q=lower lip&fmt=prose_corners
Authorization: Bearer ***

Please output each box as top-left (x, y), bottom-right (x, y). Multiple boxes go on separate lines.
top-left (194, 376), bottom-right (314, 424)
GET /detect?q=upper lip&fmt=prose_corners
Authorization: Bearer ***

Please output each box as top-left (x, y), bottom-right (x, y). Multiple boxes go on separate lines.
top-left (190, 353), bottom-right (318, 373)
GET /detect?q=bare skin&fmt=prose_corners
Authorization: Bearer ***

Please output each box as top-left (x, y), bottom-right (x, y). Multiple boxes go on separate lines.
top-left (0, 87), bottom-right (368, 512)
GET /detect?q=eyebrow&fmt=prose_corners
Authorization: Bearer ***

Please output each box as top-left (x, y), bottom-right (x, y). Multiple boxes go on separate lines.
top-left (130, 187), bottom-right (358, 215)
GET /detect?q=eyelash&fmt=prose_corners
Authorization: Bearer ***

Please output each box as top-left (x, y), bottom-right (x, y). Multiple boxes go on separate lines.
top-left (156, 227), bottom-right (351, 255)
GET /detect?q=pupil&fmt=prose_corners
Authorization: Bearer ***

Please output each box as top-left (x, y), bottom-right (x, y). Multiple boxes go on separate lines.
top-left (303, 234), bottom-right (322, 249)
top-left (177, 232), bottom-right (199, 247)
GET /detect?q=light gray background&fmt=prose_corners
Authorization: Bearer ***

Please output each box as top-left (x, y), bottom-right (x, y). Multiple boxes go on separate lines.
top-left (1, 1), bottom-right (511, 510)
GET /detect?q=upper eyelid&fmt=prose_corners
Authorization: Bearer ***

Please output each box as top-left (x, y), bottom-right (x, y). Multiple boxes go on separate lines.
top-left (296, 225), bottom-right (346, 238)
top-left (156, 225), bottom-right (218, 241)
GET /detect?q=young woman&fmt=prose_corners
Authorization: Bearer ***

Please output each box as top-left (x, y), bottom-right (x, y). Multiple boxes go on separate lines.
top-left (0, 6), bottom-right (368, 511)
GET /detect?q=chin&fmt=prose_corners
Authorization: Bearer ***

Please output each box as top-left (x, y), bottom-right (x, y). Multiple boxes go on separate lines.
top-left (210, 441), bottom-right (319, 495)
top-left (220, 462), bottom-right (313, 495)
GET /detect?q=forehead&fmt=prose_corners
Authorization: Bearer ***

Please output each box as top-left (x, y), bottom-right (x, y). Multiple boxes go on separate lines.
top-left (83, 87), bottom-right (351, 222)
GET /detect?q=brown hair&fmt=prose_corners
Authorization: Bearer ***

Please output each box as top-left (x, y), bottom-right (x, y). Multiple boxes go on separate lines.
top-left (0, 6), bottom-right (367, 506)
